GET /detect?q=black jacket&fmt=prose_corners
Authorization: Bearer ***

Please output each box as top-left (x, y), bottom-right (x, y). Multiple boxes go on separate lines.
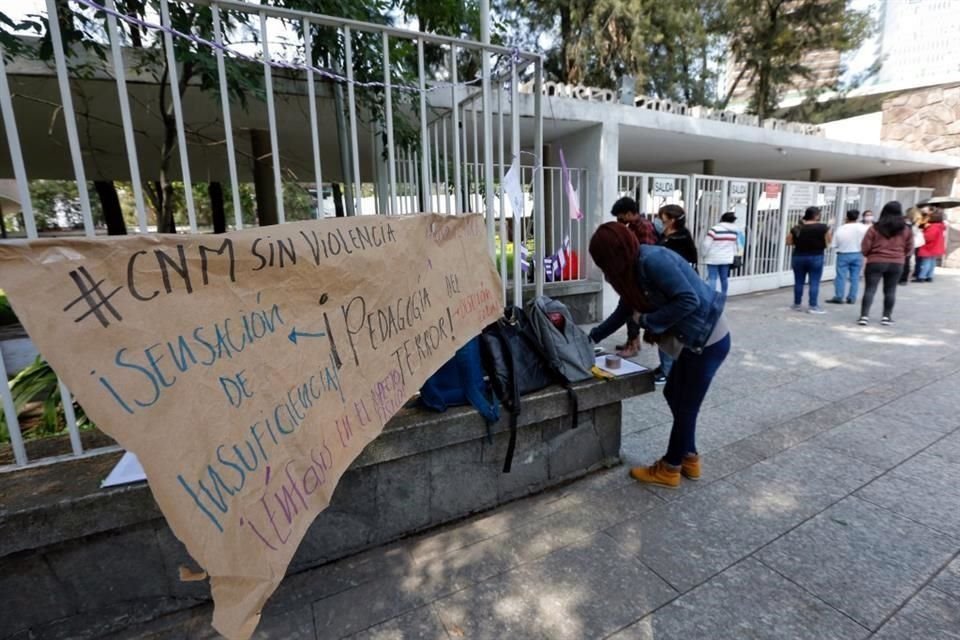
top-left (658, 229), bottom-right (699, 266)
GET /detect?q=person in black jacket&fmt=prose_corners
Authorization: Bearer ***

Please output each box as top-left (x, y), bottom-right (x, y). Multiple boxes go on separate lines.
top-left (651, 204), bottom-right (699, 384)
top-left (656, 204), bottom-right (699, 266)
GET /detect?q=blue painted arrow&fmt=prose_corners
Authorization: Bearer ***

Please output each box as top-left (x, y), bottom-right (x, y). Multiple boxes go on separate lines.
top-left (288, 327), bottom-right (326, 344)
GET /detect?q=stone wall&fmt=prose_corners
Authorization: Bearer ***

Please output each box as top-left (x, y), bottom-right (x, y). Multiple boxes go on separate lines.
top-left (882, 84), bottom-right (960, 155)
top-left (881, 84), bottom-right (960, 267)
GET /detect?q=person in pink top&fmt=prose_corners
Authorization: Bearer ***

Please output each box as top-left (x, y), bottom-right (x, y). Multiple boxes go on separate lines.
top-left (915, 209), bottom-right (947, 282)
top-left (858, 201), bottom-right (913, 327)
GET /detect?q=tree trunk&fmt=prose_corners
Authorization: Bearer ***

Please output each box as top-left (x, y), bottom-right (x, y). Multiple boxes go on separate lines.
top-left (560, 6), bottom-right (572, 82)
top-left (0, 201), bottom-right (6, 239)
top-left (209, 182), bottom-right (226, 233)
top-left (94, 180), bottom-right (127, 235)
top-left (332, 183), bottom-right (345, 217)
top-left (250, 129), bottom-right (279, 226)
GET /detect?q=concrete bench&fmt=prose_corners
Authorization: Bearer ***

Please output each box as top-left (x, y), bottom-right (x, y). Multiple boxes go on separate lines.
top-left (0, 373), bottom-right (650, 639)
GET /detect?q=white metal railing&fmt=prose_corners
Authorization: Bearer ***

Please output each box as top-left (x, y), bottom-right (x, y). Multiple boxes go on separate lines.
top-left (668, 173), bottom-right (935, 294)
top-left (0, 0), bottom-right (546, 470)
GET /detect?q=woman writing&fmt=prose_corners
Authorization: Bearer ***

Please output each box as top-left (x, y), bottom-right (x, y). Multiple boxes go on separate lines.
top-left (590, 222), bottom-right (729, 488)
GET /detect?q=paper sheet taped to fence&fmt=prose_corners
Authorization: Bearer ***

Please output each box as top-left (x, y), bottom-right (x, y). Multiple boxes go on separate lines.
top-left (0, 214), bottom-right (501, 639)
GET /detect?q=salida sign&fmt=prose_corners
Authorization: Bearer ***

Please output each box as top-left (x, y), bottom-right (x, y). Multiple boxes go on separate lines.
top-left (0, 214), bottom-right (502, 639)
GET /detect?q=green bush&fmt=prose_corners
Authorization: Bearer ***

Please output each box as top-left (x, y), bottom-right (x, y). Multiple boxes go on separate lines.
top-left (0, 356), bottom-right (94, 443)
top-left (0, 290), bottom-right (17, 326)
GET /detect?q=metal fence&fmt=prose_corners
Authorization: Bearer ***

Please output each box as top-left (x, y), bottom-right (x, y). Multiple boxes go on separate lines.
top-left (0, 0), bottom-right (551, 470)
top-left (671, 175), bottom-right (934, 294)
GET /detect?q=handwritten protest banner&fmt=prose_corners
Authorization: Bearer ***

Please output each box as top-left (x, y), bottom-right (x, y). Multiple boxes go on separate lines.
top-left (0, 214), bottom-right (502, 639)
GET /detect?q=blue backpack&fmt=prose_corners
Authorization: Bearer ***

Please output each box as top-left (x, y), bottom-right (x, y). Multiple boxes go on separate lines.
top-left (419, 337), bottom-right (500, 426)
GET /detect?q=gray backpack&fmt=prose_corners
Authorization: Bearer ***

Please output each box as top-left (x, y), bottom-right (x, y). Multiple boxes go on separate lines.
top-left (528, 295), bottom-right (595, 383)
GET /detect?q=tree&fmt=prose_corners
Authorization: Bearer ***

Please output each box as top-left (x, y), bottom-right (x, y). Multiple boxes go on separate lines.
top-left (719, 0), bottom-right (873, 120)
top-left (496, 0), bottom-right (725, 105)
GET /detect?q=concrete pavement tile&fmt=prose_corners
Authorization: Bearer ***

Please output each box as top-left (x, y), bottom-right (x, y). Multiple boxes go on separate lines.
top-left (345, 605), bottom-right (449, 640)
top-left (606, 480), bottom-right (800, 592)
top-left (405, 491), bottom-right (575, 563)
top-left (726, 443), bottom-right (885, 509)
top-left (932, 557), bottom-right (960, 599)
top-left (869, 391), bottom-right (960, 433)
top-left (607, 558), bottom-right (868, 640)
top-left (313, 574), bottom-right (427, 639)
top-left (787, 367), bottom-right (878, 403)
top-left (252, 605), bottom-right (317, 639)
top-left (756, 496), bottom-right (957, 629)
top-left (432, 533), bottom-right (676, 640)
top-left (810, 412), bottom-right (943, 470)
top-left (870, 587), bottom-right (960, 640)
top-left (856, 456), bottom-right (960, 538)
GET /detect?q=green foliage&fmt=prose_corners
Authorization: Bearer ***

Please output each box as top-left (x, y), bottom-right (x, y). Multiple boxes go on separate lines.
top-left (0, 289), bottom-right (17, 326)
top-left (0, 357), bottom-right (94, 444)
top-left (721, 0), bottom-right (874, 119)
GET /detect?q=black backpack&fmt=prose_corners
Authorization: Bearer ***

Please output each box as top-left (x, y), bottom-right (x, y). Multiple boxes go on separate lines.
top-left (479, 306), bottom-right (580, 472)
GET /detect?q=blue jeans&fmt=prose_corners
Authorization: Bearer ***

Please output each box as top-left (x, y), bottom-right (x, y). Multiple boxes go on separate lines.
top-left (792, 254), bottom-right (825, 307)
top-left (707, 264), bottom-right (730, 296)
top-left (917, 257), bottom-right (937, 280)
top-left (659, 349), bottom-right (674, 377)
top-left (834, 252), bottom-right (862, 301)
top-left (662, 334), bottom-right (731, 466)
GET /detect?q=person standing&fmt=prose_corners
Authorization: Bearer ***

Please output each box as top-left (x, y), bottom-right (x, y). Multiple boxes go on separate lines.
top-left (589, 222), bottom-right (729, 488)
top-left (590, 196), bottom-right (657, 357)
top-left (899, 208), bottom-right (923, 285)
top-left (653, 204), bottom-right (699, 384)
top-left (862, 210), bottom-right (875, 225)
top-left (859, 201), bottom-right (912, 326)
top-left (786, 206), bottom-right (832, 314)
top-left (702, 211), bottom-right (743, 296)
top-left (826, 210), bottom-right (867, 304)
top-left (915, 209), bottom-right (947, 282)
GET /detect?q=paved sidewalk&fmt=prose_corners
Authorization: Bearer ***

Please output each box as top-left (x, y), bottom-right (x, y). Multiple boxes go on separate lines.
top-left (154, 272), bottom-right (960, 639)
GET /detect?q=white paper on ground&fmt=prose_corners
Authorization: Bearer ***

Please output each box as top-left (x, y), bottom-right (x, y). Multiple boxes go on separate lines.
top-left (101, 450), bottom-right (147, 487)
top-left (594, 355), bottom-right (648, 377)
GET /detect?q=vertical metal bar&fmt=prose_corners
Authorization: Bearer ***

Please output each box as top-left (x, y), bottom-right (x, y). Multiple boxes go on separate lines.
top-left (159, 0), bottom-right (196, 232)
top-left (498, 81), bottom-right (506, 304)
top-left (533, 58), bottom-right (544, 297)
top-left (410, 151), bottom-right (419, 213)
top-left (511, 59), bottom-right (521, 309)
top-left (303, 17), bottom-right (324, 221)
top-left (433, 124), bottom-right (442, 214)
top-left (58, 379), bottom-right (83, 456)
top-left (259, 12), bottom-right (285, 224)
top-left (0, 43), bottom-right (36, 239)
top-left (461, 103), bottom-right (469, 212)
top-left (213, 4), bottom-right (243, 229)
top-left (381, 32), bottom-right (397, 216)
top-left (44, 0), bottom-right (94, 237)
top-left (481, 58), bottom-right (495, 257)
top-left (417, 38), bottom-right (431, 212)
top-left (442, 118), bottom-right (450, 213)
top-left (105, 0), bottom-right (148, 233)
top-left (450, 47), bottom-right (462, 213)
top-left (471, 99), bottom-right (479, 216)
top-left (344, 28), bottom-right (363, 215)
top-left (0, 348), bottom-right (27, 466)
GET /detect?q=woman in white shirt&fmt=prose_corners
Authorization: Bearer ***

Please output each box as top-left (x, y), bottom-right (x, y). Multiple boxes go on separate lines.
top-left (826, 210), bottom-right (868, 304)
top-left (701, 212), bottom-right (744, 296)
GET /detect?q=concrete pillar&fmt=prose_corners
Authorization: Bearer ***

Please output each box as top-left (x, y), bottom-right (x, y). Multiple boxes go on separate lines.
top-left (703, 159), bottom-right (716, 175)
top-left (809, 168), bottom-right (822, 182)
top-left (250, 129), bottom-right (278, 227)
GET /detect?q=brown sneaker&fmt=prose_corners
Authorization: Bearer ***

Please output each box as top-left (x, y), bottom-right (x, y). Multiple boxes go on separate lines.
top-left (629, 459), bottom-right (681, 488)
top-left (681, 454), bottom-right (701, 481)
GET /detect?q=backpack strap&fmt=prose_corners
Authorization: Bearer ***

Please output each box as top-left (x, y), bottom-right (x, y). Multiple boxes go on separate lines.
top-left (498, 323), bottom-right (522, 473)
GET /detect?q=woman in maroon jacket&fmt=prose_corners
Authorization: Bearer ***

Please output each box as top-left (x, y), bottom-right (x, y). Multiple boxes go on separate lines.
top-left (915, 210), bottom-right (947, 282)
top-left (859, 201), bottom-right (913, 327)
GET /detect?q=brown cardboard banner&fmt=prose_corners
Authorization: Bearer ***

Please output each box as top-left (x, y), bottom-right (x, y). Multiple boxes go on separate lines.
top-left (0, 214), bottom-right (502, 638)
